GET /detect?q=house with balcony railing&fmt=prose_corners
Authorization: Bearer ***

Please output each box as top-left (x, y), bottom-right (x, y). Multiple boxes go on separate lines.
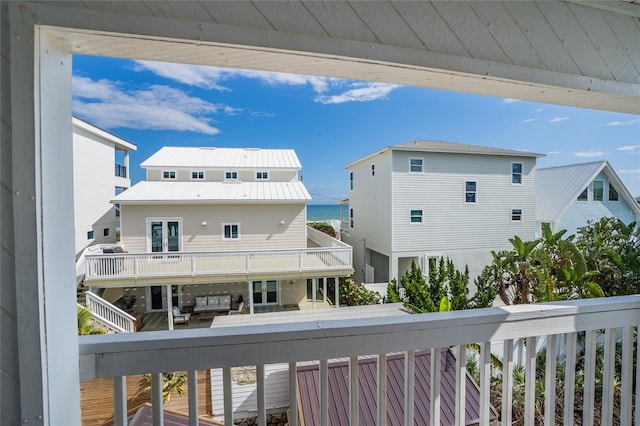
top-left (83, 146), bottom-right (353, 323)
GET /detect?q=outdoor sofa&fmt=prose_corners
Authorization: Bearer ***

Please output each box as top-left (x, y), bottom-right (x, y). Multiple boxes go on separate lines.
top-left (193, 295), bottom-right (232, 314)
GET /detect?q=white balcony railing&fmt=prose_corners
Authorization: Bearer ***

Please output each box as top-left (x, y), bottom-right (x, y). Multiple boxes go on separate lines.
top-left (85, 291), bottom-right (135, 333)
top-left (84, 247), bottom-right (352, 281)
top-left (79, 295), bottom-right (640, 426)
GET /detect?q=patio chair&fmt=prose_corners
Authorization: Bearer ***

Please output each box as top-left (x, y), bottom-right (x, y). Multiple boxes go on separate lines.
top-left (172, 306), bottom-right (191, 325)
top-left (228, 302), bottom-right (245, 315)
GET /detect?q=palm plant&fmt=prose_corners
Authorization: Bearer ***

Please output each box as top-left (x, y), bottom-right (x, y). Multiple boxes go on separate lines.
top-left (77, 306), bottom-right (106, 335)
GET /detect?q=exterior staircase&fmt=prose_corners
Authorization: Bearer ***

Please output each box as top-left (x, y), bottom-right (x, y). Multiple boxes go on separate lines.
top-left (83, 291), bottom-right (135, 333)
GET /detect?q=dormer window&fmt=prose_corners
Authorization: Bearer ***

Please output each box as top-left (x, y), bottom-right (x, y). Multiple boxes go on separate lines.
top-left (191, 171), bottom-right (205, 180)
top-left (256, 171), bottom-right (269, 180)
top-left (225, 171), bottom-right (238, 180)
top-left (162, 171), bottom-right (176, 180)
top-left (593, 180), bottom-right (604, 201)
top-left (609, 183), bottom-right (619, 201)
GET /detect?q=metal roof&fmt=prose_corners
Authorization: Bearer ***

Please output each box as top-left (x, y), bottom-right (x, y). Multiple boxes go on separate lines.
top-left (536, 160), bottom-right (640, 223)
top-left (297, 348), bottom-right (495, 426)
top-left (140, 147), bottom-right (302, 169)
top-left (112, 181), bottom-right (311, 204)
top-left (345, 140), bottom-right (544, 169)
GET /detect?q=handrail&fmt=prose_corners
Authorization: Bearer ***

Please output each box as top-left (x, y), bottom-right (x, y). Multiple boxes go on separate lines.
top-left (78, 295), bottom-right (640, 425)
top-left (85, 292), bottom-right (135, 333)
top-left (84, 246), bottom-right (353, 280)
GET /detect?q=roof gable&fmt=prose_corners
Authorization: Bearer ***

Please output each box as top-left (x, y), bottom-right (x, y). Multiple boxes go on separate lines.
top-left (536, 160), bottom-right (640, 222)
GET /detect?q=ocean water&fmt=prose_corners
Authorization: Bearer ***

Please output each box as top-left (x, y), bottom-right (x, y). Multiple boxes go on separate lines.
top-left (307, 204), bottom-right (345, 222)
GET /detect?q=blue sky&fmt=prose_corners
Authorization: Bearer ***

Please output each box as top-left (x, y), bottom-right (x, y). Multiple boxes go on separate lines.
top-left (73, 55), bottom-right (640, 202)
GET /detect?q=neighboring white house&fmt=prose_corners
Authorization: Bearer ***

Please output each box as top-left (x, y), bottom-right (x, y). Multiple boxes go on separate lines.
top-left (341, 140), bottom-right (544, 284)
top-left (73, 117), bottom-right (136, 257)
top-left (536, 160), bottom-right (640, 236)
top-left (83, 146), bottom-right (353, 316)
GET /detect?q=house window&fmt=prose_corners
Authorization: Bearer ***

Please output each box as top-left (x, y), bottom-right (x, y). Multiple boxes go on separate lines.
top-left (511, 208), bottom-right (522, 221)
top-left (256, 171), bottom-right (269, 180)
top-left (577, 188), bottom-right (588, 201)
top-left (593, 180), bottom-right (604, 201)
top-left (350, 208), bottom-right (354, 228)
top-left (103, 228), bottom-right (110, 237)
top-left (609, 183), bottom-right (619, 201)
top-left (225, 171), bottom-right (238, 180)
top-left (115, 203), bottom-right (120, 217)
top-left (349, 172), bottom-right (354, 190)
top-left (162, 170), bottom-right (176, 180)
top-left (222, 224), bottom-right (240, 240)
top-left (191, 171), bottom-right (205, 180)
top-left (371, 164), bottom-right (375, 176)
top-left (512, 163), bottom-right (522, 184)
top-left (410, 209), bottom-right (423, 223)
top-left (465, 181), bottom-right (477, 203)
top-left (410, 158), bottom-right (423, 173)
top-left (87, 231), bottom-right (94, 240)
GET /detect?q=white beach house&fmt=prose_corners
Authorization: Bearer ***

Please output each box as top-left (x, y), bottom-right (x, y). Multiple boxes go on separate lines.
top-left (341, 140), bottom-right (544, 284)
top-left (536, 160), bottom-right (640, 236)
top-left (72, 117), bottom-right (136, 257)
top-left (83, 146), bottom-right (352, 318)
top-left (4, 2), bottom-right (639, 425)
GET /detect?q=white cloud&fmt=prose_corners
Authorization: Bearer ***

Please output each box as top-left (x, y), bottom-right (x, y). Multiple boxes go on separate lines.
top-left (549, 117), bottom-right (569, 123)
top-left (605, 118), bottom-right (640, 127)
top-left (501, 98), bottom-right (520, 104)
top-left (315, 82), bottom-right (399, 104)
top-left (72, 76), bottom-right (233, 134)
top-left (574, 150), bottom-right (604, 158)
top-left (547, 151), bottom-right (561, 155)
top-left (134, 60), bottom-right (400, 104)
top-left (618, 169), bottom-right (640, 175)
top-left (523, 118), bottom-right (536, 123)
top-left (617, 145), bottom-right (640, 152)
top-left (534, 108), bottom-right (544, 113)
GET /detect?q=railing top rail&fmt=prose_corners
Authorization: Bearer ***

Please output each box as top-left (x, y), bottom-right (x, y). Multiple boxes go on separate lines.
top-left (79, 295), bottom-right (640, 380)
top-left (85, 246), bottom-right (352, 258)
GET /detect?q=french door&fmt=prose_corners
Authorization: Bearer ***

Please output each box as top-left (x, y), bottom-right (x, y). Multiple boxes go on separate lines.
top-left (252, 280), bottom-right (278, 305)
top-left (147, 218), bottom-right (181, 253)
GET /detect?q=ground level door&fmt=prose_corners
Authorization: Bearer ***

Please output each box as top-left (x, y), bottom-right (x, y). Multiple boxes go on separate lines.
top-left (147, 285), bottom-right (180, 311)
top-left (252, 280), bottom-right (278, 305)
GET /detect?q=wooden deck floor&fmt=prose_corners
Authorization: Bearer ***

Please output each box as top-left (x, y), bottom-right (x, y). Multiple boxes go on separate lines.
top-left (81, 370), bottom-right (213, 425)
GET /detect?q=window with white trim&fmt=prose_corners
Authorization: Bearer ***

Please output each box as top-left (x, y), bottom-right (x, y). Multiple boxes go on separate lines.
top-left (465, 181), bottom-right (477, 203)
top-left (410, 158), bottom-right (423, 173)
top-left (256, 171), bottom-right (269, 180)
top-left (349, 172), bottom-right (354, 190)
top-left (410, 209), bottom-right (423, 223)
top-left (225, 171), bottom-right (238, 180)
top-left (593, 180), bottom-right (604, 201)
top-left (511, 208), bottom-right (522, 221)
top-left (222, 223), bottom-right (240, 240)
top-left (609, 183), bottom-right (619, 201)
top-left (512, 163), bottom-right (522, 184)
top-left (87, 230), bottom-right (94, 240)
top-left (191, 171), bottom-right (205, 180)
top-left (371, 164), bottom-right (375, 176)
top-left (103, 228), bottom-right (110, 237)
top-left (162, 170), bottom-right (176, 180)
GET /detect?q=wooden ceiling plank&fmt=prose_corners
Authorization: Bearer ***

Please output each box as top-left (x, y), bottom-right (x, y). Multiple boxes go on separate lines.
top-left (600, 10), bottom-right (640, 75)
top-left (430, 1), bottom-right (510, 64)
top-left (301, 1), bottom-right (379, 44)
top-left (391, 1), bottom-right (469, 58)
top-left (141, 1), bottom-right (216, 23)
top-left (198, 0), bottom-right (274, 32)
top-left (251, 0), bottom-right (328, 38)
top-left (471, 1), bottom-right (547, 70)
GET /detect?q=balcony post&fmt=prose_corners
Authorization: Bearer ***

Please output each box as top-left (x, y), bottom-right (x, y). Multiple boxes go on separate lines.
top-left (289, 362), bottom-right (298, 426)
top-left (334, 277), bottom-right (339, 308)
top-left (430, 348), bottom-right (441, 426)
top-left (501, 339), bottom-right (514, 426)
top-left (524, 336), bottom-right (537, 426)
top-left (223, 368), bottom-right (232, 426)
top-left (257, 365), bottom-right (266, 425)
top-left (404, 350), bottom-right (414, 426)
top-left (188, 370), bottom-right (199, 426)
top-left (248, 281), bottom-right (254, 315)
top-left (312, 278), bottom-right (317, 310)
top-left (151, 373), bottom-right (164, 426)
top-left (320, 359), bottom-right (328, 426)
top-left (455, 345), bottom-right (466, 426)
top-left (113, 376), bottom-right (127, 426)
top-left (377, 353), bottom-right (387, 426)
top-left (349, 356), bottom-right (359, 426)
top-left (123, 150), bottom-right (130, 179)
top-left (167, 284), bottom-right (174, 331)
top-left (322, 277), bottom-right (327, 303)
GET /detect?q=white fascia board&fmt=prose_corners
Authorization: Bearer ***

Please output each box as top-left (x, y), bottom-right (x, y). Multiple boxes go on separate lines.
top-left (389, 146), bottom-right (545, 158)
top-left (550, 162), bottom-right (608, 223)
top-left (344, 148), bottom-right (390, 170)
top-left (72, 117), bottom-right (137, 151)
top-left (112, 200), bottom-right (310, 205)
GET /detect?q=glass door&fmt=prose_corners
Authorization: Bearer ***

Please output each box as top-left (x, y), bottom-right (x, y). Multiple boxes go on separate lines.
top-left (148, 219), bottom-right (181, 253)
top-left (149, 286), bottom-right (166, 310)
top-left (266, 280), bottom-right (277, 303)
top-left (252, 281), bottom-right (263, 304)
top-left (252, 280), bottom-right (278, 305)
top-left (151, 221), bottom-right (163, 252)
top-left (167, 221), bottom-right (179, 252)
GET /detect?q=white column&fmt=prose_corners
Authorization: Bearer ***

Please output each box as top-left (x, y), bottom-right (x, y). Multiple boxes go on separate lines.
top-left (166, 284), bottom-right (174, 331)
top-left (390, 254), bottom-right (399, 283)
top-left (124, 150), bottom-right (130, 179)
top-left (248, 281), bottom-right (254, 315)
top-left (113, 376), bottom-right (127, 426)
top-left (334, 277), bottom-right (340, 308)
top-left (323, 277), bottom-right (327, 303)
top-left (312, 278), bottom-right (317, 310)
top-left (188, 370), bottom-right (199, 426)
top-left (289, 363), bottom-right (298, 426)
top-left (151, 373), bottom-right (165, 426)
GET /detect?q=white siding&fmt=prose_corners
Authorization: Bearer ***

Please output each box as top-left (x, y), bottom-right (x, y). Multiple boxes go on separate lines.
top-left (73, 124), bottom-right (128, 256)
top-left (391, 151), bottom-right (536, 253)
top-left (119, 204), bottom-right (307, 252)
top-left (555, 172), bottom-right (639, 235)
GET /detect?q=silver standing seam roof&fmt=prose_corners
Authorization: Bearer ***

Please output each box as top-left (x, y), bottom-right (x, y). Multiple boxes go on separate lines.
top-left (141, 146), bottom-right (302, 169)
top-left (112, 181), bottom-right (311, 204)
top-left (536, 160), bottom-right (640, 223)
top-left (345, 140), bottom-right (544, 169)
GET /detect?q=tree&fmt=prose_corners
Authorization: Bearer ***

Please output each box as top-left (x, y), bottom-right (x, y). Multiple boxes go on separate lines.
top-left (329, 277), bottom-right (381, 306)
top-left (387, 258), bottom-right (494, 312)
